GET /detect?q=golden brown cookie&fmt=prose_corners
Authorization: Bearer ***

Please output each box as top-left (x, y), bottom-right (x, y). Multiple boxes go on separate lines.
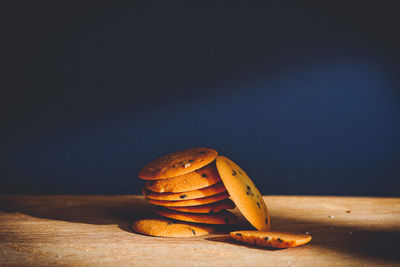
top-left (132, 218), bottom-right (215, 237)
top-left (146, 192), bottom-right (230, 207)
top-left (216, 156), bottom-right (270, 231)
top-left (143, 182), bottom-right (227, 201)
top-left (144, 164), bottom-right (221, 193)
top-left (138, 147), bottom-right (218, 180)
top-left (166, 199), bottom-right (236, 214)
top-left (230, 231), bottom-right (312, 248)
top-left (156, 209), bottom-right (239, 225)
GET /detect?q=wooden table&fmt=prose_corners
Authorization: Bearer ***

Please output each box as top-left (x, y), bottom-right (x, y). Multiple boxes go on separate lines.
top-left (0, 195), bottom-right (399, 266)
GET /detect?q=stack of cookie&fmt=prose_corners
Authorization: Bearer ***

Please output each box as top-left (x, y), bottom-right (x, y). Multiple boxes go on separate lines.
top-left (133, 147), bottom-right (312, 249)
top-left (134, 147), bottom-right (272, 237)
top-left (135, 148), bottom-right (239, 237)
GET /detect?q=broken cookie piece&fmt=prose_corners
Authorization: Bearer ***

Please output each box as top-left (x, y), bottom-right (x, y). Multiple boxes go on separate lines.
top-left (230, 230), bottom-right (312, 248)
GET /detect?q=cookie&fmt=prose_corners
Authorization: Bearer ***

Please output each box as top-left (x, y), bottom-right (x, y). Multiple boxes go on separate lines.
top-left (146, 192), bottom-right (230, 207)
top-left (144, 164), bottom-right (221, 193)
top-left (156, 208), bottom-right (239, 225)
top-left (216, 156), bottom-right (270, 231)
top-left (166, 199), bottom-right (236, 214)
top-left (132, 218), bottom-right (215, 237)
top-left (138, 147), bottom-right (218, 180)
top-left (230, 231), bottom-right (312, 248)
top-left (143, 182), bottom-right (227, 201)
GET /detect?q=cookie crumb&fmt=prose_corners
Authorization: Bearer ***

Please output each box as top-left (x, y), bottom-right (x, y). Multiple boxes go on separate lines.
top-left (305, 232), bottom-right (310, 235)
top-left (328, 215), bottom-right (334, 218)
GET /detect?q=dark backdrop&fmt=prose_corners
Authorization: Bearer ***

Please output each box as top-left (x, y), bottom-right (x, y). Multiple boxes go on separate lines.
top-left (1, 1), bottom-right (399, 195)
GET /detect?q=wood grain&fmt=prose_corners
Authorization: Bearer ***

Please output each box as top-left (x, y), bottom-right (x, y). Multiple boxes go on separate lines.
top-left (0, 195), bottom-right (399, 266)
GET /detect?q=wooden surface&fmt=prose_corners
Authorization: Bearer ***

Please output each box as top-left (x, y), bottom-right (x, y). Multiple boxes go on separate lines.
top-left (0, 195), bottom-right (399, 266)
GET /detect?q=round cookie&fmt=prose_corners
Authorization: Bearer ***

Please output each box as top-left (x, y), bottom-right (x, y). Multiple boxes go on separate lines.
top-left (230, 231), bottom-right (312, 248)
top-left (132, 218), bottom-right (215, 237)
top-left (143, 182), bottom-right (227, 201)
top-left (146, 192), bottom-right (230, 207)
top-left (145, 164), bottom-right (221, 193)
top-left (166, 199), bottom-right (236, 214)
top-left (216, 156), bottom-right (270, 231)
top-left (138, 147), bottom-right (218, 180)
top-left (156, 209), bottom-right (239, 225)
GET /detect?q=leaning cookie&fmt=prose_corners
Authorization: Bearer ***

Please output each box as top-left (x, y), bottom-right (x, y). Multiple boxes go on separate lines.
top-left (138, 147), bottom-right (218, 180)
top-left (216, 156), bottom-right (270, 231)
top-left (132, 218), bottom-right (215, 237)
top-left (230, 231), bottom-right (312, 248)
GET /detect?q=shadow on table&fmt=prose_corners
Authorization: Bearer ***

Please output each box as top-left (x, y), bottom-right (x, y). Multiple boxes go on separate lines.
top-left (1, 195), bottom-right (399, 264)
top-left (0, 195), bottom-right (155, 225)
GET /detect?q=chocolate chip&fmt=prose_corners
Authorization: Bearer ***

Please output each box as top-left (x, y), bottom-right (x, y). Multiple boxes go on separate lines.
top-left (180, 194), bottom-right (187, 199)
top-left (264, 237), bottom-right (269, 241)
top-left (346, 210), bottom-right (351, 213)
top-left (257, 202), bottom-right (261, 209)
top-left (232, 170), bottom-right (237, 176)
top-left (172, 164), bottom-right (176, 168)
top-left (192, 229), bottom-right (196, 235)
top-left (277, 238), bottom-right (283, 242)
top-left (236, 233), bottom-right (242, 237)
top-left (189, 159), bottom-right (194, 163)
top-left (201, 173), bottom-right (207, 178)
top-left (246, 185), bottom-right (254, 196)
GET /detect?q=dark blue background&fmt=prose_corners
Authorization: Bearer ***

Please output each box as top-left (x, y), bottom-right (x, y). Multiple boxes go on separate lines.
top-left (1, 2), bottom-right (399, 195)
